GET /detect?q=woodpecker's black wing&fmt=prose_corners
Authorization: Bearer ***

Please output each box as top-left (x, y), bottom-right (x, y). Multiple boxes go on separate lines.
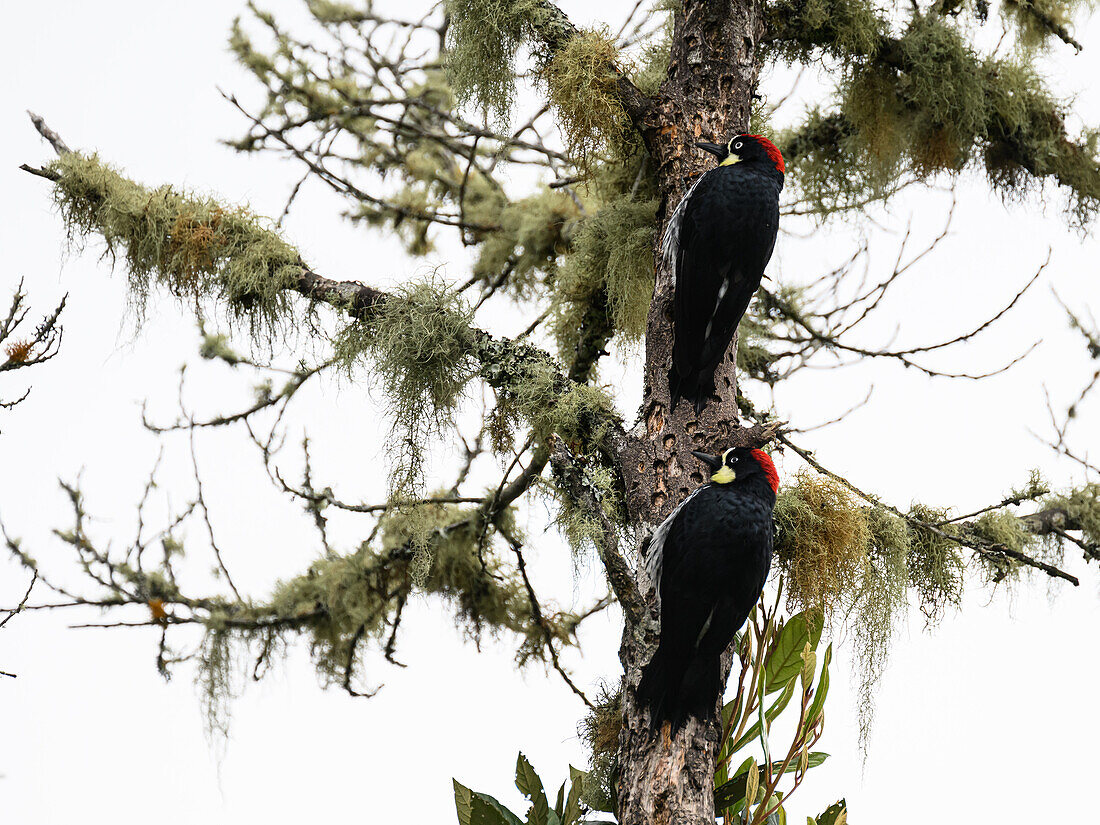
top-left (666, 168), bottom-right (781, 412)
top-left (637, 484), bottom-right (775, 730)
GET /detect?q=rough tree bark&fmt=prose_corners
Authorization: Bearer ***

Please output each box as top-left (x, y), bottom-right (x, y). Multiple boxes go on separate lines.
top-left (614, 2), bottom-right (770, 824)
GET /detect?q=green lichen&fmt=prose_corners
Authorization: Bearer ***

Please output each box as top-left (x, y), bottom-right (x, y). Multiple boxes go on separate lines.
top-left (772, 471), bottom-right (872, 613)
top-left (264, 499), bottom-right (543, 688)
top-left (906, 504), bottom-right (965, 622)
top-left (198, 329), bottom-right (243, 365)
top-left (779, 13), bottom-right (1100, 222)
top-left (335, 279), bottom-right (478, 494)
top-left (445, 0), bottom-right (542, 127)
top-left (577, 684), bottom-right (621, 814)
top-left (982, 62), bottom-right (1100, 225)
top-left (847, 506), bottom-right (909, 755)
top-left (970, 511), bottom-right (1040, 583)
top-left (1001, 0), bottom-right (1088, 51)
top-left (49, 153), bottom-right (301, 341)
top-left (473, 189), bottom-right (581, 298)
top-left (630, 13), bottom-right (672, 97)
top-left (551, 196), bottom-right (657, 357)
top-left (546, 460), bottom-right (623, 558)
top-left (486, 349), bottom-right (621, 457)
top-left (539, 27), bottom-right (634, 168)
top-left (766, 0), bottom-right (883, 65)
top-left (197, 625), bottom-right (234, 741)
top-left (1045, 483), bottom-right (1100, 546)
top-left (306, 0), bottom-right (371, 24)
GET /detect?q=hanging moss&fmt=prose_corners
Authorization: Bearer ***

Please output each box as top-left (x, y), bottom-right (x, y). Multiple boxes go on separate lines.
top-left (578, 684), bottom-right (621, 814)
top-left (1045, 483), bottom-right (1100, 546)
top-left (197, 625), bottom-right (235, 741)
top-left (631, 15), bottom-right (672, 97)
top-left (445, 0), bottom-right (542, 127)
top-left (306, 0), bottom-right (372, 25)
top-left (334, 279), bottom-right (478, 494)
top-left (842, 15), bottom-right (988, 177)
top-left (545, 460), bottom-right (624, 558)
top-left (765, 0), bottom-right (884, 65)
top-left (198, 330), bottom-right (243, 365)
top-left (773, 471), bottom-right (872, 613)
top-left (847, 506), bottom-right (909, 755)
top-left (969, 511), bottom-right (1042, 583)
top-left (473, 189), bottom-right (581, 298)
top-left (538, 27), bottom-right (634, 168)
top-left (780, 12), bottom-right (1100, 222)
top-left (49, 153), bottom-right (302, 341)
top-left (267, 500), bottom-right (537, 686)
top-left (1001, 0), bottom-right (1085, 51)
top-left (551, 196), bottom-right (657, 356)
top-left (485, 346), bottom-right (621, 454)
top-left (906, 504), bottom-right (965, 622)
top-left (982, 62), bottom-right (1100, 225)
top-left (528, 371), bottom-right (620, 449)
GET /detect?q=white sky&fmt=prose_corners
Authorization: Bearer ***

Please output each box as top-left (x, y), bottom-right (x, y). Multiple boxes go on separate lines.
top-left (1, 1), bottom-right (1099, 822)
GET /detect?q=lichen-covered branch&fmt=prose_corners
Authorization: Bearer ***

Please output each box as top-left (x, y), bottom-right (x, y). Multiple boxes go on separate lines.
top-left (0, 280), bottom-right (65, 413)
top-left (549, 436), bottom-right (643, 626)
top-left (767, 4), bottom-right (1100, 220)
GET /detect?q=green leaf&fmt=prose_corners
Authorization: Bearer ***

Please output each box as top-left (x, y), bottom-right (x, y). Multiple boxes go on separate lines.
top-left (562, 769), bottom-right (584, 825)
top-left (815, 799), bottom-right (847, 825)
top-left (757, 660), bottom-right (771, 765)
top-left (515, 753), bottom-right (551, 825)
top-left (455, 779), bottom-right (474, 825)
top-left (801, 751), bottom-right (830, 771)
top-left (731, 677), bottom-right (797, 753)
top-left (714, 756), bottom-right (756, 813)
top-left (764, 610), bottom-right (823, 694)
top-left (466, 792), bottom-right (525, 822)
top-left (802, 644), bottom-right (833, 737)
top-left (713, 755), bottom-right (830, 811)
top-left (516, 753), bottom-right (543, 798)
top-left (554, 782), bottom-right (565, 818)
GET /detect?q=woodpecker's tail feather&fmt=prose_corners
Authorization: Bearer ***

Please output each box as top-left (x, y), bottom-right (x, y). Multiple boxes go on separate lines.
top-left (668, 366), bottom-right (684, 413)
top-left (667, 366), bottom-right (714, 415)
top-left (672, 653), bottom-right (722, 730)
top-left (637, 645), bottom-right (722, 733)
top-left (636, 642), bottom-right (677, 729)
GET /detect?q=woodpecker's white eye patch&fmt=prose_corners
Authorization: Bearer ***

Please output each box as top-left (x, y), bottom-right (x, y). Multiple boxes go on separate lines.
top-left (734, 141), bottom-right (743, 150)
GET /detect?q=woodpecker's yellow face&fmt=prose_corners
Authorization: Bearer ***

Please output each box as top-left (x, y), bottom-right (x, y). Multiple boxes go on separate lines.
top-left (709, 448), bottom-right (737, 483)
top-left (718, 138), bottom-right (747, 167)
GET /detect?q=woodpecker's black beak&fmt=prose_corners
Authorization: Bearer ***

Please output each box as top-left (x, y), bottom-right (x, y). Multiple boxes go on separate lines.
top-left (695, 141), bottom-right (726, 158)
top-left (690, 450), bottom-right (723, 471)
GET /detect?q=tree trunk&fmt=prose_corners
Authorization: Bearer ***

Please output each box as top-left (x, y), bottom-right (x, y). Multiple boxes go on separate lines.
top-left (616, 2), bottom-right (767, 823)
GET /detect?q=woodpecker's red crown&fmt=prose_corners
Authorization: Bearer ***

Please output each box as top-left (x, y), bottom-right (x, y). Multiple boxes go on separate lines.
top-left (742, 135), bottom-right (785, 174)
top-left (750, 449), bottom-right (779, 492)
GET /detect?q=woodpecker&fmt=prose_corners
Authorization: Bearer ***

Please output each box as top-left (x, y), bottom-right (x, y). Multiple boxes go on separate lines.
top-left (636, 447), bottom-right (778, 731)
top-left (663, 134), bottom-right (784, 413)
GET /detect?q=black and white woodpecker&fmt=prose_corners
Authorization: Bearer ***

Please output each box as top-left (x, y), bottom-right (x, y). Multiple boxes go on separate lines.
top-left (636, 447), bottom-right (779, 731)
top-left (662, 134), bottom-right (785, 413)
